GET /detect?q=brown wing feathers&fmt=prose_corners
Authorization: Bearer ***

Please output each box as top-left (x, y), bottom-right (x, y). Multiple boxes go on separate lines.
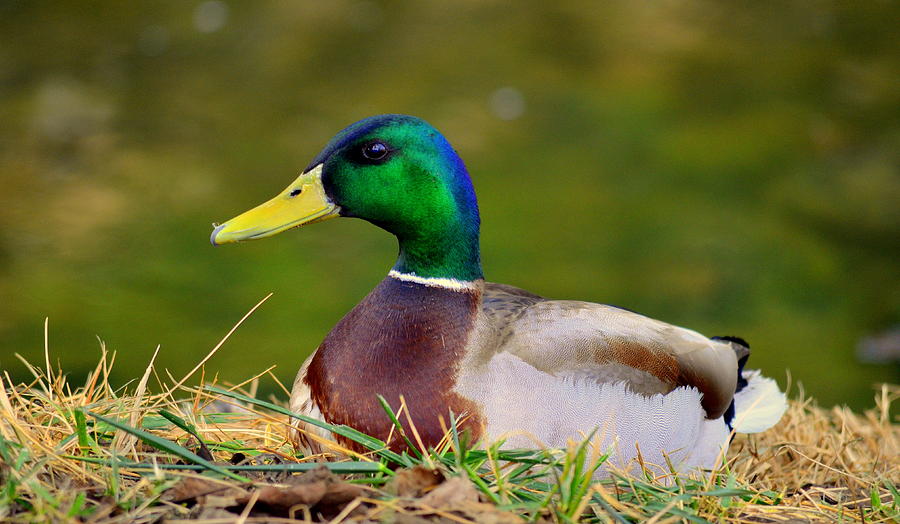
top-left (483, 282), bottom-right (740, 419)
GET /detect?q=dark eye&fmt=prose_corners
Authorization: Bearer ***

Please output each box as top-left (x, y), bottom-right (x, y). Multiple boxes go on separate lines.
top-left (362, 141), bottom-right (389, 160)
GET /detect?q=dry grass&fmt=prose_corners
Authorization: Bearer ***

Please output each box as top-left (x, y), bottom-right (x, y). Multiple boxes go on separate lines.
top-left (0, 340), bottom-right (896, 523)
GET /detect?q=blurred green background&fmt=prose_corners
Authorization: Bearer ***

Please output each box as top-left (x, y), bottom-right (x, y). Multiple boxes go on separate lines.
top-left (1, 1), bottom-right (897, 409)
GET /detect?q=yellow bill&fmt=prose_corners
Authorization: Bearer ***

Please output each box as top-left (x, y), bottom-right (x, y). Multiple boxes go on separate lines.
top-left (211, 164), bottom-right (339, 245)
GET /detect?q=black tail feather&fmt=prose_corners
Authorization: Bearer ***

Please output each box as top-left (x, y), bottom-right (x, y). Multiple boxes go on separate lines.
top-left (712, 336), bottom-right (751, 430)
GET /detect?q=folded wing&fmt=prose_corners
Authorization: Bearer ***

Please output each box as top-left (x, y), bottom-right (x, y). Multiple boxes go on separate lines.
top-left (481, 283), bottom-right (740, 419)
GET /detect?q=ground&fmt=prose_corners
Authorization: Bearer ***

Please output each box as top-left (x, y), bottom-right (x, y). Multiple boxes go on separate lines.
top-left (0, 351), bottom-right (896, 523)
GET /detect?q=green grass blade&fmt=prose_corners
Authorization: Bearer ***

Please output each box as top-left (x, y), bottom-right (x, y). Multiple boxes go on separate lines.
top-left (376, 394), bottom-right (421, 457)
top-left (885, 480), bottom-right (899, 510)
top-left (463, 464), bottom-right (502, 504)
top-left (590, 492), bottom-right (630, 524)
top-left (84, 410), bottom-right (249, 482)
top-left (657, 505), bottom-right (711, 524)
top-left (699, 488), bottom-right (756, 497)
top-left (73, 409), bottom-right (90, 449)
top-left (157, 409), bottom-right (199, 438)
top-left (66, 491), bottom-right (88, 518)
top-left (204, 385), bottom-right (407, 466)
top-left (157, 409), bottom-right (214, 459)
top-left (448, 410), bottom-right (467, 468)
top-left (64, 454), bottom-right (388, 474)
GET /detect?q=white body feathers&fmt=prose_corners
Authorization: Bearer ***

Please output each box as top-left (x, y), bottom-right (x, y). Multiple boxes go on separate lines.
top-left (733, 370), bottom-right (788, 434)
top-left (455, 352), bottom-right (785, 475)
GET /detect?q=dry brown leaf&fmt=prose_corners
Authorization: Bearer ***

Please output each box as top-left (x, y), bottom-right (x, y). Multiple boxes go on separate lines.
top-left (236, 465), bottom-right (364, 512)
top-left (456, 502), bottom-right (528, 524)
top-left (201, 494), bottom-right (243, 509)
top-left (418, 476), bottom-right (479, 508)
top-left (283, 463), bottom-right (332, 485)
top-left (387, 465), bottom-right (445, 497)
top-left (245, 483), bottom-right (328, 507)
top-left (319, 481), bottom-right (365, 506)
top-left (189, 506), bottom-right (240, 520)
top-left (163, 476), bottom-right (246, 504)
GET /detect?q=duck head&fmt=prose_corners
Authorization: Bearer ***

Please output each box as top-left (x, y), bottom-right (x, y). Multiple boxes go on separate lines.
top-left (211, 114), bottom-right (483, 281)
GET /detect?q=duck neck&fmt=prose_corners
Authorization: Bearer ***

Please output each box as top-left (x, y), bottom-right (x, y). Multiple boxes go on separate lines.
top-left (392, 215), bottom-right (483, 282)
top-left (388, 147), bottom-right (483, 282)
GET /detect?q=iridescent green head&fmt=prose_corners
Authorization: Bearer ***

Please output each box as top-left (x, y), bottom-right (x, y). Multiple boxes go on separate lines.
top-left (211, 115), bottom-right (483, 281)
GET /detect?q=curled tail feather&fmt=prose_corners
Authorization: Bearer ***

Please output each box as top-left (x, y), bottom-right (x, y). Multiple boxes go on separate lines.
top-left (732, 370), bottom-right (787, 433)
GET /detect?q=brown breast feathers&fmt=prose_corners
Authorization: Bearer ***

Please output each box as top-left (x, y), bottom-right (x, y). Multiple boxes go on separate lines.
top-left (304, 276), bottom-right (483, 452)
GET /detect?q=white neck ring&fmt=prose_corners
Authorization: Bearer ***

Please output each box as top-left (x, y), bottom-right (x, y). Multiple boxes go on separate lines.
top-left (388, 270), bottom-right (479, 291)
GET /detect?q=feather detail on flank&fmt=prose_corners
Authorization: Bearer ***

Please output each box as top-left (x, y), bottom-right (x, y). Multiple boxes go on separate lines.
top-left (454, 352), bottom-right (731, 475)
top-left (388, 270), bottom-right (480, 291)
top-left (732, 370), bottom-right (788, 433)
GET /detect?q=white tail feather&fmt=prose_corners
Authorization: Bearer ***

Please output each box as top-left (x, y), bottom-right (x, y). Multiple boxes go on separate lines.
top-left (732, 370), bottom-right (787, 433)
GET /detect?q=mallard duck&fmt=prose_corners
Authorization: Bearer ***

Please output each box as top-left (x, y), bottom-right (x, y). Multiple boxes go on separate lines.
top-left (211, 114), bottom-right (786, 474)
